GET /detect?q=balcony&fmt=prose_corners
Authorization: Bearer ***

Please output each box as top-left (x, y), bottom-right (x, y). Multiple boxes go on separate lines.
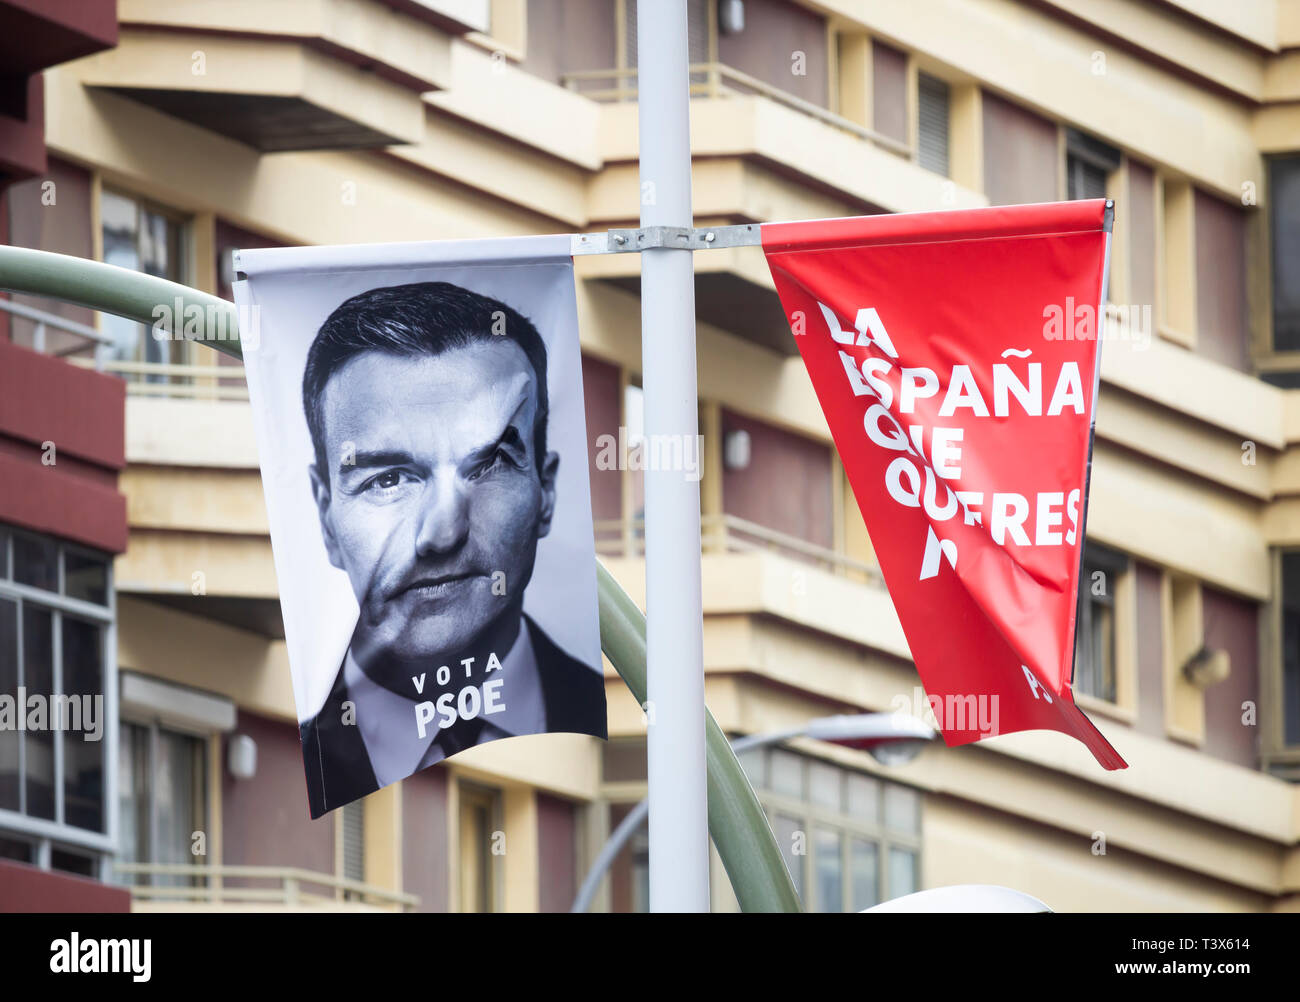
top-left (562, 62), bottom-right (984, 357)
top-left (563, 62), bottom-right (913, 162)
top-left (116, 863), bottom-right (419, 912)
top-left (67, 0), bottom-right (460, 152)
top-left (597, 513), bottom-right (878, 585)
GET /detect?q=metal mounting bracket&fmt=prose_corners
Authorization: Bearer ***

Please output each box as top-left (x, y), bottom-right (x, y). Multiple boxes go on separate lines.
top-left (571, 223), bottom-right (762, 256)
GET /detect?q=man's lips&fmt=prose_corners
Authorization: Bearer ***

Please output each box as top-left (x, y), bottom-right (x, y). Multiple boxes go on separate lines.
top-left (390, 572), bottom-right (481, 599)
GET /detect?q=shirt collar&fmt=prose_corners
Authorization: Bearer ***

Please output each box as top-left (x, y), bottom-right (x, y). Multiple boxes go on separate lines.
top-left (343, 617), bottom-right (547, 788)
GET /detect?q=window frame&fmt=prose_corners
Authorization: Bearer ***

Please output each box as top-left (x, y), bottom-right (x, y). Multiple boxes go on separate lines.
top-left (915, 71), bottom-right (951, 178)
top-left (114, 715), bottom-right (210, 888)
top-left (456, 779), bottom-right (504, 912)
top-left (742, 744), bottom-right (922, 912)
top-left (1263, 548), bottom-right (1300, 769)
top-left (96, 185), bottom-right (193, 376)
top-left (0, 526), bottom-right (117, 877)
top-left (1256, 154), bottom-right (1300, 375)
top-left (1072, 542), bottom-right (1139, 722)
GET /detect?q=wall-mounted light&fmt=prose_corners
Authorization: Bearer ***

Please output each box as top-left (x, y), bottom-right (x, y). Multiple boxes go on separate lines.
top-left (723, 428), bottom-right (751, 470)
top-left (227, 733), bottom-right (258, 780)
top-left (719, 0), bottom-right (745, 35)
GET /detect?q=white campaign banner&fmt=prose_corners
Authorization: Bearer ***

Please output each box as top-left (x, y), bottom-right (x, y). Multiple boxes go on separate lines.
top-left (234, 235), bottom-right (606, 818)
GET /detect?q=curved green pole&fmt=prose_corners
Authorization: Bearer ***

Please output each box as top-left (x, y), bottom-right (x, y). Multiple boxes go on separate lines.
top-left (0, 245), bottom-right (802, 914)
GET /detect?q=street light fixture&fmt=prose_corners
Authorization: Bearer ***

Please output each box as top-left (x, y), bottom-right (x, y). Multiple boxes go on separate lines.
top-left (571, 711), bottom-right (937, 912)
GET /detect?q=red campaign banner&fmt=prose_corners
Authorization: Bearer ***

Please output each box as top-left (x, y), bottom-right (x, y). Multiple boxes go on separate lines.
top-left (762, 200), bottom-right (1127, 769)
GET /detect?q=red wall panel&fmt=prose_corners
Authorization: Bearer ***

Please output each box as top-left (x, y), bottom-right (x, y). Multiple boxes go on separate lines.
top-left (0, 859), bottom-right (130, 912)
top-left (219, 711), bottom-right (335, 887)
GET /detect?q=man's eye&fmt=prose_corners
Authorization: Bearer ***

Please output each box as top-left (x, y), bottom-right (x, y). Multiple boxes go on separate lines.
top-left (368, 471), bottom-right (405, 491)
top-left (469, 449), bottom-right (509, 481)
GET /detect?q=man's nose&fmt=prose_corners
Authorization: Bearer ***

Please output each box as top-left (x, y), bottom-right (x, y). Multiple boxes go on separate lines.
top-left (414, 472), bottom-right (470, 557)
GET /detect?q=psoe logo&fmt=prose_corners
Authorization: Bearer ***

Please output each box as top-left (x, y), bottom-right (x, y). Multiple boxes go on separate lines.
top-left (49, 932), bottom-right (151, 983)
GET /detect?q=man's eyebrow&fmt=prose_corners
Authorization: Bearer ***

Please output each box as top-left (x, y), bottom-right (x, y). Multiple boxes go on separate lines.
top-left (341, 450), bottom-right (415, 475)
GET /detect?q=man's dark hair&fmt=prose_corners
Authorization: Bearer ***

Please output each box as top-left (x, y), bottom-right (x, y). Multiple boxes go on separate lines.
top-left (303, 281), bottom-right (549, 480)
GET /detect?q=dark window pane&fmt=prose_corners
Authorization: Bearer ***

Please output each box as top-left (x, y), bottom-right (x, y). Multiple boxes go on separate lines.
top-left (1281, 552), bottom-right (1300, 746)
top-left (0, 525), bottom-right (10, 577)
top-left (1074, 545), bottom-right (1124, 702)
top-left (1067, 156), bottom-right (1108, 201)
top-left (50, 848), bottom-right (96, 877)
top-left (0, 598), bottom-right (18, 811)
top-left (64, 550), bottom-right (109, 606)
top-left (62, 617), bottom-right (105, 831)
top-left (1270, 155), bottom-right (1300, 352)
top-left (22, 604), bottom-right (54, 820)
top-left (0, 835), bottom-right (32, 863)
top-left (117, 722), bottom-right (150, 870)
top-left (13, 533), bottom-right (57, 593)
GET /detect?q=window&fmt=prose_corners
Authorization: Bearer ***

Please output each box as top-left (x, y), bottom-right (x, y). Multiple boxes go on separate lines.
top-left (916, 73), bottom-right (950, 176)
top-left (99, 189), bottom-right (188, 379)
top-left (623, 0), bottom-right (709, 89)
top-left (0, 526), bottom-right (112, 861)
top-left (742, 745), bottom-right (921, 912)
top-left (1074, 543), bottom-right (1128, 703)
top-left (1269, 155), bottom-right (1300, 353)
top-left (457, 782), bottom-right (502, 912)
top-left (341, 798), bottom-right (365, 897)
top-left (1278, 552), bottom-right (1300, 749)
top-left (116, 720), bottom-right (207, 887)
top-left (1065, 129), bottom-right (1120, 202)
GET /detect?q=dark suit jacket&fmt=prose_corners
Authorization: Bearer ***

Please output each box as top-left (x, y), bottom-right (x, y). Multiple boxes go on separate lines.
top-left (299, 615), bottom-right (607, 818)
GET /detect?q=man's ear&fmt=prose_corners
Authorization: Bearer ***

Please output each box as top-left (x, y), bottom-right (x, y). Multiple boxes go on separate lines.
top-left (308, 462), bottom-right (346, 570)
top-left (537, 450), bottom-right (560, 538)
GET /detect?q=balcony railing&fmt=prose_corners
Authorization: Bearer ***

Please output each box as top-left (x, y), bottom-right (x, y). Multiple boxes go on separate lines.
top-left (596, 513), bottom-right (881, 584)
top-left (2, 297), bottom-right (249, 399)
top-left (67, 358), bottom-right (250, 399)
top-left (561, 62), bottom-right (914, 161)
top-left (115, 863), bottom-right (419, 911)
top-left (0, 297), bottom-right (113, 367)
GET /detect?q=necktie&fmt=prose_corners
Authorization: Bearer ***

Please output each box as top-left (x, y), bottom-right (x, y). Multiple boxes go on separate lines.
top-left (438, 713), bottom-right (486, 759)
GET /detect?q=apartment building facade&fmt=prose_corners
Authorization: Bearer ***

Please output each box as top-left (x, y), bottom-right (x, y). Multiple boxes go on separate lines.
top-left (1, 0), bottom-right (1299, 912)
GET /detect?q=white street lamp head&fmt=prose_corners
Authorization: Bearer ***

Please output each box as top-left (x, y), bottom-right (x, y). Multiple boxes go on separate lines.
top-left (864, 885), bottom-right (1052, 913)
top-left (802, 712), bottom-right (937, 765)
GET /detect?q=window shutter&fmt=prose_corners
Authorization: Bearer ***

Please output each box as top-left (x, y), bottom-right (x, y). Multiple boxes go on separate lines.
top-left (917, 73), bottom-right (950, 177)
top-left (624, 0), bottom-right (637, 69)
top-left (1068, 158), bottom-right (1109, 201)
top-left (342, 800), bottom-right (365, 883)
top-left (625, 0), bottom-right (709, 70)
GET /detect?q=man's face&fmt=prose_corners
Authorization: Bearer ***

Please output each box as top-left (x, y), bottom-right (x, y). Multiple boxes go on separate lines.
top-left (310, 340), bottom-right (558, 674)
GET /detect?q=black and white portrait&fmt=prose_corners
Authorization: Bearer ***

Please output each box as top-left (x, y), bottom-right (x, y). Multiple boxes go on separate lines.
top-left (234, 237), bottom-right (606, 818)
